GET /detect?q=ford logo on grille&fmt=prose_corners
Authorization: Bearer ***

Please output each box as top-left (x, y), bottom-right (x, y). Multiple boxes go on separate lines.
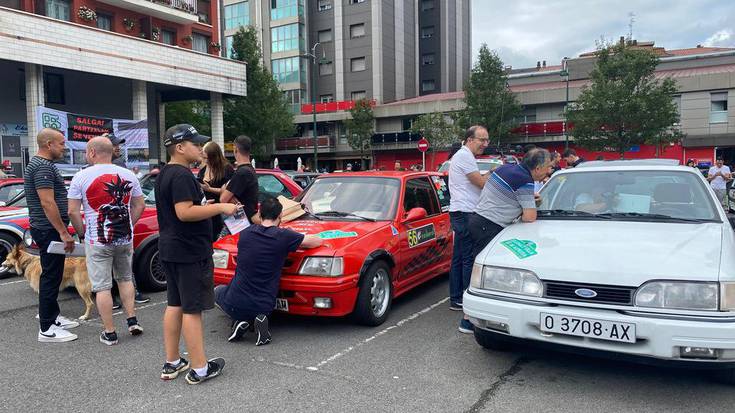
top-left (574, 288), bottom-right (598, 298)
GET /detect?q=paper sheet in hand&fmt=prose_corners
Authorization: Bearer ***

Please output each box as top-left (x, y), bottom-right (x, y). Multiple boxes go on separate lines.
top-left (224, 206), bottom-right (251, 235)
top-left (47, 241), bottom-right (86, 257)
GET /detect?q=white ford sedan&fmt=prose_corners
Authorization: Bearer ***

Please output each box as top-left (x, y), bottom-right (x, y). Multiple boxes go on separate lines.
top-left (463, 159), bottom-right (735, 384)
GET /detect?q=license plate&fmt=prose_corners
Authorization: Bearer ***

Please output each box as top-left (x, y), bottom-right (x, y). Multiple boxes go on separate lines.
top-left (539, 313), bottom-right (635, 343)
top-left (275, 298), bottom-right (289, 312)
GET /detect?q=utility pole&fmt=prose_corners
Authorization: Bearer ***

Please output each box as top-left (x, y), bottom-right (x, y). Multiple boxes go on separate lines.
top-left (561, 57), bottom-right (570, 150)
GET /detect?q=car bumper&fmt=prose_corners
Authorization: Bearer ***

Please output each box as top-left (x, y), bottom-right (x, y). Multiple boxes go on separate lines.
top-left (463, 289), bottom-right (735, 367)
top-left (214, 269), bottom-right (360, 317)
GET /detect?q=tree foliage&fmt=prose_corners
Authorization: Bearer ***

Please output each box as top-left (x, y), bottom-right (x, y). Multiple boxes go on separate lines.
top-left (164, 100), bottom-right (211, 137)
top-left (225, 26), bottom-right (294, 157)
top-left (344, 99), bottom-right (375, 163)
top-left (458, 44), bottom-right (521, 145)
top-left (410, 111), bottom-right (461, 167)
top-left (565, 41), bottom-right (683, 158)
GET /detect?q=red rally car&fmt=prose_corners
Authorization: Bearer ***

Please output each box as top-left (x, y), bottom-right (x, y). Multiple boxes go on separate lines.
top-left (212, 171), bottom-right (453, 326)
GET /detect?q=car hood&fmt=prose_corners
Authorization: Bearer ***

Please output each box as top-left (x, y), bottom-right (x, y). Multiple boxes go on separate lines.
top-left (284, 219), bottom-right (389, 251)
top-left (478, 219), bottom-right (723, 286)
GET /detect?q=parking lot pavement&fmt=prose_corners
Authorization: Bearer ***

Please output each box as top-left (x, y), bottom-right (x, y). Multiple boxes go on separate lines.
top-left (2, 275), bottom-right (735, 412)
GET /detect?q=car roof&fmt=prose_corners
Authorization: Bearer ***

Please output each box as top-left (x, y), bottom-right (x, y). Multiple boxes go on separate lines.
top-left (575, 159), bottom-right (680, 168)
top-left (320, 171), bottom-right (432, 178)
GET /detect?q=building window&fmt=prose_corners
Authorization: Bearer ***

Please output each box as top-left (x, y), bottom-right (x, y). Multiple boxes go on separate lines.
top-left (350, 23), bottom-right (365, 38)
top-left (272, 56), bottom-right (302, 84)
top-left (162, 29), bottom-right (176, 45)
top-left (283, 89), bottom-right (305, 114)
top-left (349, 0), bottom-right (365, 4)
top-left (192, 33), bottom-right (209, 53)
top-left (422, 53), bottom-right (435, 65)
top-left (317, 0), bottom-right (331, 11)
top-left (224, 1), bottom-right (249, 30)
top-left (318, 29), bottom-right (332, 43)
top-left (421, 0), bottom-right (434, 11)
top-left (270, 0), bottom-right (304, 20)
top-left (45, 0), bottom-right (71, 21)
top-left (225, 35), bottom-right (235, 58)
top-left (271, 23), bottom-right (304, 53)
top-left (319, 61), bottom-right (333, 76)
top-left (421, 79), bottom-right (435, 92)
top-left (96, 13), bottom-right (112, 30)
top-left (44, 73), bottom-right (65, 104)
top-left (351, 90), bottom-right (366, 101)
top-left (710, 92), bottom-right (728, 124)
top-left (420, 26), bottom-right (434, 39)
top-left (320, 94), bottom-right (333, 103)
top-left (351, 57), bottom-right (366, 72)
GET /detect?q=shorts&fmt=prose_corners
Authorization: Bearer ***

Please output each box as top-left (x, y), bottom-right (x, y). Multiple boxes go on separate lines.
top-left (162, 257), bottom-right (215, 314)
top-left (214, 285), bottom-right (262, 321)
top-left (85, 243), bottom-right (134, 293)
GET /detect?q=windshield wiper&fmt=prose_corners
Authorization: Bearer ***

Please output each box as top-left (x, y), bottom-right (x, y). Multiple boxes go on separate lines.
top-left (537, 209), bottom-right (611, 219)
top-left (315, 211), bottom-right (377, 222)
top-left (595, 212), bottom-right (713, 223)
top-left (300, 204), bottom-right (322, 220)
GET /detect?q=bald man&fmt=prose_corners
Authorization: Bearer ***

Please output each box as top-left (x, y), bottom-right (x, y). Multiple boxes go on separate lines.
top-left (68, 136), bottom-right (146, 346)
top-left (24, 128), bottom-right (79, 342)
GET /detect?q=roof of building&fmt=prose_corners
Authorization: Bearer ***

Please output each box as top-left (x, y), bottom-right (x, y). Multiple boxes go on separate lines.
top-left (666, 46), bottom-right (735, 56)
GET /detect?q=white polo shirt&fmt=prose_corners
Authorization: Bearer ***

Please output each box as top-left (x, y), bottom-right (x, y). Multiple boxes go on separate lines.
top-left (448, 145), bottom-right (481, 212)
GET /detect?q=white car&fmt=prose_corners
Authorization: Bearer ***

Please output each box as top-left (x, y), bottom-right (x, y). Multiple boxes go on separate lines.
top-left (463, 159), bottom-right (735, 384)
top-left (438, 157), bottom-right (504, 175)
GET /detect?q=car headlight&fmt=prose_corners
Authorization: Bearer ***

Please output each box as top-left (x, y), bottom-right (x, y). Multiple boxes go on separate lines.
top-left (635, 281), bottom-right (719, 311)
top-left (470, 264), bottom-right (543, 297)
top-left (212, 249), bottom-right (230, 269)
top-left (299, 257), bottom-right (343, 277)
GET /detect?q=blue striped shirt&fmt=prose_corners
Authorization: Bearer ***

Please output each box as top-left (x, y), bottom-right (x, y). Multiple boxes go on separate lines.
top-left (474, 164), bottom-right (535, 227)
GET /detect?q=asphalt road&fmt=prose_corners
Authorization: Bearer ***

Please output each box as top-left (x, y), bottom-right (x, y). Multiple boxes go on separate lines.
top-left (1, 274), bottom-right (734, 412)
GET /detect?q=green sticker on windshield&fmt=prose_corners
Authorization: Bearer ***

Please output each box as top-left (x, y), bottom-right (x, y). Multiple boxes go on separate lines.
top-left (500, 239), bottom-right (538, 259)
top-left (317, 230), bottom-right (358, 240)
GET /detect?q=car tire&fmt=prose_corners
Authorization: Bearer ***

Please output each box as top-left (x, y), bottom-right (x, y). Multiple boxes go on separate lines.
top-left (135, 243), bottom-right (166, 292)
top-left (714, 369), bottom-right (735, 385)
top-left (474, 328), bottom-right (512, 352)
top-left (352, 261), bottom-right (392, 326)
top-left (0, 232), bottom-right (19, 279)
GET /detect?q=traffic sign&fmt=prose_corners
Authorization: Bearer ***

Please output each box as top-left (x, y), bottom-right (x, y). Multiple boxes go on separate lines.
top-left (417, 138), bottom-right (430, 153)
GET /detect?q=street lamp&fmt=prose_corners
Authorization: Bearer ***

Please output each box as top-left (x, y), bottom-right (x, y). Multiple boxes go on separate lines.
top-left (560, 57), bottom-right (570, 150)
top-left (304, 43), bottom-right (330, 172)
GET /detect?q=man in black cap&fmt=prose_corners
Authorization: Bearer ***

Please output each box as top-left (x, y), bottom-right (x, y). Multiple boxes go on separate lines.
top-left (156, 124), bottom-right (238, 384)
top-left (102, 133), bottom-right (127, 168)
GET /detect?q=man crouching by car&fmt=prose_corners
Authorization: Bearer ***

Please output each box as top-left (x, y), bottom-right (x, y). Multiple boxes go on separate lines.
top-left (214, 197), bottom-right (322, 345)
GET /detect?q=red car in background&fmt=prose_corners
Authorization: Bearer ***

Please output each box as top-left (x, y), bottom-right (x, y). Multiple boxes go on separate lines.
top-left (0, 179), bottom-right (25, 206)
top-left (212, 171), bottom-right (453, 326)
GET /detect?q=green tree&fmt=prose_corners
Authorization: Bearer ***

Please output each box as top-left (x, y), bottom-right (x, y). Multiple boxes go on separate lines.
top-left (225, 26), bottom-right (294, 158)
top-left (344, 99), bottom-right (375, 168)
top-left (458, 44), bottom-right (521, 145)
top-left (164, 100), bottom-right (211, 137)
top-left (410, 111), bottom-right (461, 167)
top-left (565, 41), bottom-right (683, 158)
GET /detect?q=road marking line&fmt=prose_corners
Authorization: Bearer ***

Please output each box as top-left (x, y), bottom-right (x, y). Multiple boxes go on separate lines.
top-left (0, 279), bottom-right (25, 286)
top-left (308, 296), bottom-right (449, 371)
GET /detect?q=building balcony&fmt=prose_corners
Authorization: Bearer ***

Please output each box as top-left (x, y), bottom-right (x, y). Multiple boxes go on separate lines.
top-left (511, 121), bottom-right (568, 138)
top-left (96, 0), bottom-right (199, 24)
top-left (371, 131), bottom-right (425, 151)
top-left (275, 135), bottom-right (335, 151)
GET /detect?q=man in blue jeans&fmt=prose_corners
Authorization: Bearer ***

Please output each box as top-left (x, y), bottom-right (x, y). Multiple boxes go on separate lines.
top-left (448, 126), bottom-right (489, 320)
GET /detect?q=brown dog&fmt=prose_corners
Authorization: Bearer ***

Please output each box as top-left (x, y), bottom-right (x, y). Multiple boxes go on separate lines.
top-left (1, 244), bottom-right (94, 320)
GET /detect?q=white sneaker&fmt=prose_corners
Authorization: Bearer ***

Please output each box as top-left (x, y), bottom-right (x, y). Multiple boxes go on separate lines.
top-left (38, 325), bottom-right (78, 343)
top-left (54, 315), bottom-right (80, 330)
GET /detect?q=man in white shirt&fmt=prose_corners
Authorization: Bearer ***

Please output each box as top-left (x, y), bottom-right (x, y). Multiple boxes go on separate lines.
top-left (448, 125), bottom-right (489, 313)
top-left (708, 158), bottom-right (731, 209)
top-left (68, 137), bottom-right (146, 346)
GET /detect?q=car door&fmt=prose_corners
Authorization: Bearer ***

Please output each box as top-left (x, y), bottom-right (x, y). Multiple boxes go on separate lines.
top-left (397, 176), bottom-right (443, 283)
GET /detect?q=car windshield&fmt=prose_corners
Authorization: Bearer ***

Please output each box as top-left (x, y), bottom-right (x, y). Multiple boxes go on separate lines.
top-left (140, 174), bottom-right (157, 205)
top-left (538, 170), bottom-right (720, 222)
top-left (297, 177), bottom-right (401, 221)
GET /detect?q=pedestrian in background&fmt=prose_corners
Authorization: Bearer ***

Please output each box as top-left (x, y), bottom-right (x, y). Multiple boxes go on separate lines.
top-left (156, 124), bottom-right (238, 384)
top-left (220, 135), bottom-right (260, 225)
top-left (68, 137), bottom-right (145, 346)
top-left (25, 128), bottom-right (79, 343)
top-left (562, 148), bottom-right (585, 168)
top-left (448, 125), bottom-right (490, 312)
top-left (708, 157), bottom-right (731, 209)
top-left (198, 141), bottom-right (234, 241)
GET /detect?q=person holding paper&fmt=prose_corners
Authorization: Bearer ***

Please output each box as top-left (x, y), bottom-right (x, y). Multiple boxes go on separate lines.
top-left (25, 128), bottom-right (79, 343)
top-left (708, 157), bottom-right (732, 209)
top-left (214, 196), bottom-right (322, 345)
top-left (220, 135), bottom-right (260, 225)
top-left (68, 136), bottom-right (146, 346)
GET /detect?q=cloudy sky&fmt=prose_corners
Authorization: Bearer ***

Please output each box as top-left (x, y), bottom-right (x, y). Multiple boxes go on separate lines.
top-left (472, 0), bottom-right (735, 69)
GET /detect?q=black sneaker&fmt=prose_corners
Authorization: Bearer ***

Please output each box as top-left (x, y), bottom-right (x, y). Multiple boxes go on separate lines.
top-left (100, 331), bottom-right (118, 346)
top-left (228, 320), bottom-right (249, 342)
top-left (127, 316), bottom-right (144, 336)
top-left (135, 291), bottom-right (151, 304)
top-left (112, 298), bottom-right (121, 310)
top-left (254, 314), bottom-right (271, 346)
top-left (161, 357), bottom-right (190, 380)
top-left (449, 301), bottom-right (463, 311)
top-left (185, 358), bottom-right (225, 385)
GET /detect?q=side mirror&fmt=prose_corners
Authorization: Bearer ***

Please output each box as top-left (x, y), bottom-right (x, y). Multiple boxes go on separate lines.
top-left (403, 207), bottom-right (428, 223)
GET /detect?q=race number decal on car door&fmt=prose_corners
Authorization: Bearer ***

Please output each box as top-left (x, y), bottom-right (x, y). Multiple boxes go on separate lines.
top-left (407, 224), bottom-right (435, 248)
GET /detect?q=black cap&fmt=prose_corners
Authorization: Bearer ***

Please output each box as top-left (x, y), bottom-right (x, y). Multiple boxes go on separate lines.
top-left (163, 124), bottom-right (211, 147)
top-left (103, 133), bottom-right (126, 146)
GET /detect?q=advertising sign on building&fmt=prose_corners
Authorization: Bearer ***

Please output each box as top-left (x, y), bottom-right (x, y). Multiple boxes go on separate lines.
top-left (66, 114), bottom-right (113, 142)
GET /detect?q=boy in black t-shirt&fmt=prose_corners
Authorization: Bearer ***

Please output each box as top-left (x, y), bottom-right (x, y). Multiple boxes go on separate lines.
top-left (220, 134), bottom-right (260, 224)
top-left (156, 124), bottom-right (238, 385)
top-left (214, 197), bottom-right (322, 345)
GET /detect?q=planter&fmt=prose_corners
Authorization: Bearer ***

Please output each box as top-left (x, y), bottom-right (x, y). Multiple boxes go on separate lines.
top-left (77, 5), bottom-right (97, 22)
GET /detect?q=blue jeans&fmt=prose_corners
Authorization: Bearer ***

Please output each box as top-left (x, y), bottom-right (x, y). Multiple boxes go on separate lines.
top-left (449, 212), bottom-right (474, 304)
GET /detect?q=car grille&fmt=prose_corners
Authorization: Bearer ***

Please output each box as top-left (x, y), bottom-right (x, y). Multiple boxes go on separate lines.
top-left (543, 281), bottom-right (635, 305)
